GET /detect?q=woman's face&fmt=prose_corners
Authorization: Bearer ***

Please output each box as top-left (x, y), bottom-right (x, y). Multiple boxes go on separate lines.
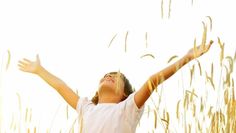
top-left (99, 72), bottom-right (125, 97)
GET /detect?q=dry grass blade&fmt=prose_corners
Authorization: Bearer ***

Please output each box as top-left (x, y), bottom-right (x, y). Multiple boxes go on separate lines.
top-left (197, 121), bottom-right (202, 131)
top-left (217, 37), bottom-right (225, 66)
top-left (211, 62), bottom-right (214, 79)
top-left (190, 65), bottom-right (195, 86)
top-left (10, 113), bottom-right (14, 129)
top-left (226, 56), bottom-right (234, 74)
top-left (6, 49), bottom-right (11, 70)
top-left (188, 124), bottom-right (191, 133)
top-left (200, 97), bottom-right (204, 112)
top-left (223, 65), bottom-right (230, 87)
top-left (125, 31), bottom-right (129, 52)
top-left (201, 21), bottom-right (207, 47)
top-left (166, 111), bottom-right (170, 124)
top-left (176, 100), bottom-right (181, 119)
top-left (234, 49), bottom-right (236, 62)
top-left (232, 78), bottom-right (235, 99)
top-left (206, 16), bottom-right (213, 31)
top-left (186, 90), bottom-right (198, 100)
top-left (161, 0), bottom-right (164, 18)
top-left (167, 55), bottom-right (178, 63)
top-left (25, 108), bottom-right (28, 123)
top-left (16, 93), bottom-right (22, 111)
top-left (108, 34), bottom-right (117, 48)
top-left (193, 38), bottom-right (197, 58)
top-left (140, 54), bottom-right (155, 59)
top-left (145, 32), bottom-right (148, 48)
top-left (168, 0), bottom-right (171, 18)
top-left (224, 89), bottom-right (229, 105)
top-left (190, 89), bottom-right (198, 102)
top-left (184, 93), bottom-right (189, 109)
top-left (161, 118), bottom-right (169, 125)
top-left (154, 110), bottom-right (157, 129)
top-left (66, 105), bottom-right (69, 120)
top-left (205, 71), bottom-right (215, 89)
top-left (208, 106), bottom-right (213, 118)
top-left (29, 108), bottom-right (32, 122)
top-left (196, 59), bottom-right (202, 76)
top-left (79, 112), bottom-right (83, 133)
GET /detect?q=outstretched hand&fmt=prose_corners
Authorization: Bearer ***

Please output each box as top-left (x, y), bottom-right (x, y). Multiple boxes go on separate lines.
top-left (18, 55), bottom-right (41, 74)
top-left (187, 40), bottom-right (214, 60)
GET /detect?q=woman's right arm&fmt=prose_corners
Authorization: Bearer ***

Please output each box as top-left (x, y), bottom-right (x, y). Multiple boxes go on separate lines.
top-left (18, 55), bottom-right (79, 110)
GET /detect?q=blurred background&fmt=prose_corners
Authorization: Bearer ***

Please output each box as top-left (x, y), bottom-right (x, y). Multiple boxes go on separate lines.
top-left (0, 0), bottom-right (235, 132)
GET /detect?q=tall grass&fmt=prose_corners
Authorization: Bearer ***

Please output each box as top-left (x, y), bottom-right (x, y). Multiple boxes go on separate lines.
top-left (1, 18), bottom-right (236, 133)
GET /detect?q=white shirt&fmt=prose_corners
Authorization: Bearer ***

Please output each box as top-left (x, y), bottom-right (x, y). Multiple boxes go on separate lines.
top-left (76, 92), bottom-right (144, 133)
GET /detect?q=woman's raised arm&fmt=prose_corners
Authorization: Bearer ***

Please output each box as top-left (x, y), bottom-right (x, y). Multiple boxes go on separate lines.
top-left (18, 55), bottom-right (79, 110)
top-left (134, 40), bottom-right (214, 108)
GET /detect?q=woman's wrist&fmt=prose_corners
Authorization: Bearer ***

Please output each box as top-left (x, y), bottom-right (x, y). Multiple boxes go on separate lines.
top-left (35, 65), bottom-right (44, 75)
top-left (184, 53), bottom-right (193, 63)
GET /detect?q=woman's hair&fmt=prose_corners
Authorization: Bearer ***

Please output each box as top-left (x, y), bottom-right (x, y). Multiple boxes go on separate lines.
top-left (91, 72), bottom-right (134, 104)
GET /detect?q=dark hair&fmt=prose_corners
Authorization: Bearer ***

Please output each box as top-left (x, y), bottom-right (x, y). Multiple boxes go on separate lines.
top-left (91, 72), bottom-right (134, 104)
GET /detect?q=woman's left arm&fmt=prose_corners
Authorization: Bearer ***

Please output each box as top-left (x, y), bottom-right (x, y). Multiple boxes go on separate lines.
top-left (134, 40), bottom-right (214, 108)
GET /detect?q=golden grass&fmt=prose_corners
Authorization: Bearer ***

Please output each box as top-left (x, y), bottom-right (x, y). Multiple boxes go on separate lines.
top-left (168, 0), bottom-right (172, 18)
top-left (196, 59), bottom-right (202, 76)
top-left (176, 100), bottom-right (181, 119)
top-left (193, 38), bottom-right (197, 58)
top-left (6, 50), bottom-right (11, 70)
top-left (161, 0), bottom-right (164, 18)
top-left (154, 110), bottom-right (157, 129)
top-left (108, 34), bottom-right (117, 48)
top-left (206, 16), bottom-right (213, 31)
top-left (2, 19), bottom-right (236, 133)
top-left (217, 37), bottom-right (225, 66)
top-left (190, 65), bottom-right (195, 86)
top-left (125, 31), bottom-right (129, 52)
top-left (167, 55), bottom-right (178, 63)
top-left (234, 49), bottom-right (236, 62)
top-left (140, 54), bottom-right (155, 59)
top-left (145, 32), bottom-right (148, 48)
top-left (201, 22), bottom-right (207, 47)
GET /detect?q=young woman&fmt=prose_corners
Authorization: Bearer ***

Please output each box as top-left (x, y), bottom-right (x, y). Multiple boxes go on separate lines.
top-left (18, 40), bottom-right (213, 133)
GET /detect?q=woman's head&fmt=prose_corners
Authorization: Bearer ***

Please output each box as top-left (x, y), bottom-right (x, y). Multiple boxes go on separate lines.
top-left (92, 72), bottom-right (134, 104)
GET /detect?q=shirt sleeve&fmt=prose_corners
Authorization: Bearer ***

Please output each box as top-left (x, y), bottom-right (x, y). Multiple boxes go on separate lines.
top-left (121, 92), bottom-right (145, 126)
top-left (76, 97), bottom-right (93, 116)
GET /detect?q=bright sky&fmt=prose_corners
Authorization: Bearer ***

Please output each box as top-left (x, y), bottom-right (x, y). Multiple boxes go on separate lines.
top-left (0, 0), bottom-right (236, 132)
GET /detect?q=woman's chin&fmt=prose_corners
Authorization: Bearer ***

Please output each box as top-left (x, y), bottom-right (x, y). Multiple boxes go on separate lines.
top-left (99, 82), bottom-right (115, 90)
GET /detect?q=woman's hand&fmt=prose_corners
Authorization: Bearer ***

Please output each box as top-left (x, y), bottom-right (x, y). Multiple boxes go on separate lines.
top-left (18, 54), bottom-right (42, 74)
top-left (187, 40), bottom-right (214, 60)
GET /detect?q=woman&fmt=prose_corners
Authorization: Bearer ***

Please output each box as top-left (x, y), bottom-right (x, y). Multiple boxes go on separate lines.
top-left (18, 40), bottom-right (213, 133)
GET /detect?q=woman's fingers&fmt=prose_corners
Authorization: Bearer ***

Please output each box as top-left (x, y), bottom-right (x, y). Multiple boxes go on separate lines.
top-left (18, 64), bottom-right (27, 71)
top-left (18, 67), bottom-right (28, 72)
top-left (17, 63), bottom-right (24, 68)
top-left (23, 58), bottom-right (32, 63)
top-left (18, 60), bottom-right (29, 66)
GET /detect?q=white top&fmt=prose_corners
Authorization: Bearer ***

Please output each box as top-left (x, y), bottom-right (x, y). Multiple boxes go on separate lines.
top-left (76, 92), bottom-right (144, 133)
